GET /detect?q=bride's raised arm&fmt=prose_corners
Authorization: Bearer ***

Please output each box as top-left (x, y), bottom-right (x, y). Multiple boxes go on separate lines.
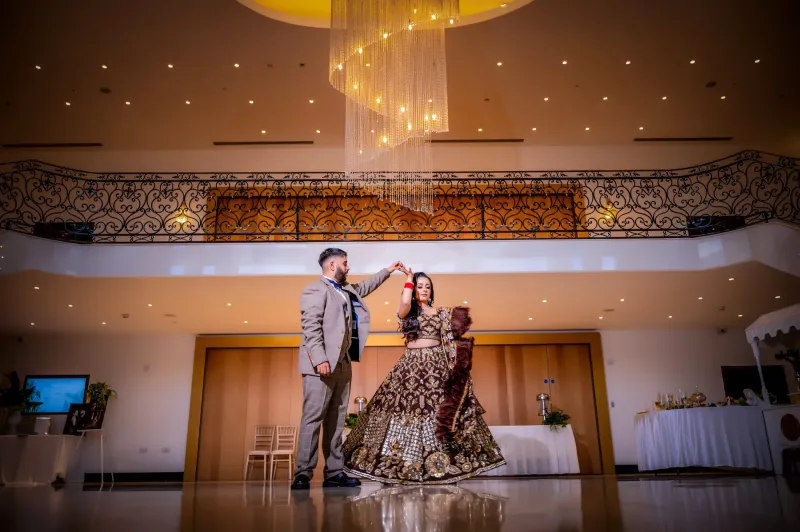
top-left (397, 267), bottom-right (414, 319)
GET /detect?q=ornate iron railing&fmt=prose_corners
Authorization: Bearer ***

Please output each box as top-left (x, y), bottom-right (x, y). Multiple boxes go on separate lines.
top-left (0, 150), bottom-right (797, 243)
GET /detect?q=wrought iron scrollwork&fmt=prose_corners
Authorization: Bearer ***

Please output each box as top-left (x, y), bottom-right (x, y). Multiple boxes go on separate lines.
top-left (0, 151), bottom-right (797, 243)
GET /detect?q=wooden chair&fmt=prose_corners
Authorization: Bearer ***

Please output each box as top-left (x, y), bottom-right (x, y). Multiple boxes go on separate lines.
top-left (269, 426), bottom-right (298, 480)
top-left (244, 425), bottom-right (275, 481)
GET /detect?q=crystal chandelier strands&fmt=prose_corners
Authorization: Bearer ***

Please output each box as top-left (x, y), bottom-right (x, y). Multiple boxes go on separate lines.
top-left (330, 0), bottom-right (459, 213)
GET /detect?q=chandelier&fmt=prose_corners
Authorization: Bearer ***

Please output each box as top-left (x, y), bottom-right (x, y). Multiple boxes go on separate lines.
top-left (330, 1), bottom-right (460, 213)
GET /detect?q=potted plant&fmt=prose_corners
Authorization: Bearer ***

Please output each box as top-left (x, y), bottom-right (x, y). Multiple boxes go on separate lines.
top-left (84, 381), bottom-right (116, 430)
top-left (0, 371), bottom-right (43, 434)
top-left (542, 409), bottom-right (571, 431)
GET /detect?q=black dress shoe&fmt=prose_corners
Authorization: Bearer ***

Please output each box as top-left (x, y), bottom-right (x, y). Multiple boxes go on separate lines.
top-left (291, 474), bottom-right (311, 490)
top-left (322, 472), bottom-right (361, 488)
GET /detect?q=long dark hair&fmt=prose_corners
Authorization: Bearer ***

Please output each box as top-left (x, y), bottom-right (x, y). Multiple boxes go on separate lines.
top-left (400, 272), bottom-right (435, 342)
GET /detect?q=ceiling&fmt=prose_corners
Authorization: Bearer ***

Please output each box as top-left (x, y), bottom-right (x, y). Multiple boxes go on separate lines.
top-left (1, 261), bottom-right (797, 335)
top-left (1, 0), bottom-right (798, 153)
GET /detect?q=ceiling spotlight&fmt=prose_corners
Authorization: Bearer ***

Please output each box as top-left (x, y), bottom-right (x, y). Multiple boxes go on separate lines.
top-left (316, 129), bottom-right (321, 134)
top-left (562, 60), bottom-right (568, 65)
top-left (35, 65), bottom-right (41, 70)
top-left (720, 96), bottom-right (727, 100)
top-left (249, 100), bottom-right (254, 104)
top-left (226, 303), bottom-right (232, 306)
top-left (185, 101), bottom-right (191, 105)
top-left (585, 127), bottom-right (590, 131)
top-left (385, 301), bottom-right (389, 305)
top-left (261, 130), bottom-right (266, 134)
top-left (449, 18), bottom-right (454, 24)
top-left (754, 59), bottom-right (761, 64)
top-left (599, 316), bottom-right (604, 320)
top-left (728, 277), bottom-right (734, 281)
top-left (167, 64), bottom-right (174, 68)
top-left (543, 97), bottom-right (549, 101)
top-left (603, 96), bottom-right (608, 101)
top-left (662, 96), bottom-right (668, 100)
top-left (542, 299), bottom-right (548, 303)
top-left (690, 60), bottom-right (696, 64)
top-left (478, 128), bottom-right (483, 132)
top-left (620, 298), bottom-right (625, 302)
top-left (102, 322), bottom-right (107, 325)
top-left (65, 102), bottom-right (71, 106)
top-left (501, 3), bottom-right (507, 6)
top-left (68, 304), bottom-right (73, 308)
top-left (386, 318), bottom-right (391, 322)
top-left (738, 314), bottom-right (743, 318)
top-left (30, 323), bottom-right (35, 326)
top-left (531, 127), bottom-right (537, 131)
top-left (775, 295), bottom-right (781, 299)
top-left (668, 315), bottom-right (673, 319)
top-left (625, 60), bottom-right (631, 65)
top-left (698, 296), bottom-right (704, 300)
top-left (639, 126), bottom-right (644, 130)
top-left (148, 303), bottom-right (153, 307)
top-left (309, 99), bottom-right (314, 103)
top-left (244, 320), bottom-right (248, 324)
top-left (34, 286), bottom-right (39, 290)
top-left (102, 65), bottom-right (108, 69)
top-left (497, 62), bottom-right (503, 66)
top-left (528, 317), bottom-right (533, 321)
top-left (234, 63), bottom-right (240, 68)
top-left (463, 301), bottom-right (468, 304)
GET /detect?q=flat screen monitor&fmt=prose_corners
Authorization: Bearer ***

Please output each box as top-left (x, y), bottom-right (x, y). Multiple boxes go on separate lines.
top-left (22, 375), bottom-right (89, 415)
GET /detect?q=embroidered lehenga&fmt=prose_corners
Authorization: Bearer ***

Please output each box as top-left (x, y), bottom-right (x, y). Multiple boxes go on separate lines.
top-left (343, 307), bottom-right (505, 484)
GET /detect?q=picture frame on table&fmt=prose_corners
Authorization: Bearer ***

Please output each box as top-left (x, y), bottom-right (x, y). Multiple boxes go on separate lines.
top-left (63, 403), bottom-right (91, 435)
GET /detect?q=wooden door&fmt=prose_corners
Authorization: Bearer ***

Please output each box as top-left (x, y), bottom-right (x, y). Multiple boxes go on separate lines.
top-left (546, 344), bottom-right (602, 474)
top-left (471, 345), bottom-right (550, 426)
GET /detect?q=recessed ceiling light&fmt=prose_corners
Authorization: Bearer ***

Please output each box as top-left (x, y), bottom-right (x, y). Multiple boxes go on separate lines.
top-left (35, 65), bottom-right (41, 70)
top-left (738, 314), bottom-right (743, 318)
top-left (34, 286), bottom-right (39, 290)
top-left (668, 315), bottom-right (673, 319)
top-left (775, 295), bottom-right (781, 299)
top-left (620, 298), bottom-right (625, 302)
top-left (754, 59), bottom-right (761, 64)
top-left (102, 322), bottom-right (106, 325)
top-left (226, 303), bottom-right (232, 306)
top-left (428, 99), bottom-right (433, 103)
top-left (309, 99), bottom-right (314, 103)
top-left (478, 128), bottom-right (483, 132)
top-left (68, 304), bottom-right (73, 308)
top-left (30, 322), bottom-right (35, 326)
top-left (185, 101), bottom-right (191, 105)
top-left (125, 101), bottom-right (131, 105)
top-left (366, 63), bottom-right (371, 67)
top-left (562, 60), bottom-right (568, 65)
top-left (543, 97), bottom-right (549, 101)
top-left (244, 320), bottom-right (248, 323)
top-left (689, 60), bottom-right (696, 64)
top-left (386, 318), bottom-right (390, 322)
top-left (148, 303), bottom-right (153, 307)
top-left (585, 127), bottom-right (590, 131)
top-left (249, 100), bottom-right (254, 104)
top-left (449, 18), bottom-right (454, 24)
top-left (531, 127), bottom-right (537, 131)
top-left (316, 129), bottom-right (321, 134)
top-left (463, 301), bottom-right (468, 304)
top-left (720, 96), bottom-right (726, 100)
top-left (102, 65), bottom-right (108, 69)
top-left (385, 301), bottom-right (389, 305)
top-left (603, 96), bottom-right (608, 101)
top-left (728, 277), bottom-right (734, 281)
top-left (542, 299), bottom-right (548, 303)
top-left (698, 296), bottom-right (703, 300)
top-left (599, 316), bottom-right (604, 320)
top-left (167, 64), bottom-right (173, 68)
top-left (662, 96), bottom-right (668, 100)
top-left (234, 63), bottom-right (240, 68)
top-left (625, 60), bottom-right (631, 65)
top-left (639, 126), bottom-right (644, 130)
top-left (65, 102), bottom-right (71, 106)
top-left (496, 62), bottom-right (503, 66)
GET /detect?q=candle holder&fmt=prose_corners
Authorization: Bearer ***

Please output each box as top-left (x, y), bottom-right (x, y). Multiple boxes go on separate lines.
top-left (537, 393), bottom-right (550, 417)
top-left (354, 396), bottom-right (367, 413)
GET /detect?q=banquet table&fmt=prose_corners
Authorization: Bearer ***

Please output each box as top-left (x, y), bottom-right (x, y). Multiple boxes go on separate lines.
top-left (634, 407), bottom-right (772, 471)
top-left (481, 425), bottom-right (580, 476)
top-left (0, 434), bottom-right (82, 486)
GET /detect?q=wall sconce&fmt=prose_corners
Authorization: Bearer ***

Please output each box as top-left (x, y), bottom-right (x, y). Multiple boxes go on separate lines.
top-left (354, 396), bottom-right (367, 413)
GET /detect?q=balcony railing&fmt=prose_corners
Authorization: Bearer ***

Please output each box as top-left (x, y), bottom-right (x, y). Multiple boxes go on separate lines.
top-left (0, 150), bottom-right (797, 243)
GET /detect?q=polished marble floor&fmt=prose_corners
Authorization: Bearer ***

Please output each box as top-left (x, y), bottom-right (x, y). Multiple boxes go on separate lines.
top-left (1, 476), bottom-right (798, 531)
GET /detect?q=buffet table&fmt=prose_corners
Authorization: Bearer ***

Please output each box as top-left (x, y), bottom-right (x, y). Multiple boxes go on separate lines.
top-left (0, 434), bottom-right (81, 486)
top-left (481, 425), bottom-right (580, 476)
top-left (634, 407), bottom-right (772, 471)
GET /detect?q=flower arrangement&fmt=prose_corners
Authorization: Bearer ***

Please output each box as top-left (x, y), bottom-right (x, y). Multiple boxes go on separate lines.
top-left (542, 409), bottom-right (571, 431)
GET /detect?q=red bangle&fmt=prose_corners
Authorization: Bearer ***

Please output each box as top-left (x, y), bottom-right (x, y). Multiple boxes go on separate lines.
top-left (404, 282), bottom-right (414, 290)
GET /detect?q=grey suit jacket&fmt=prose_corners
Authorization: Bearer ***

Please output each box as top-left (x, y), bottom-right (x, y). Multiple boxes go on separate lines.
top-left (298, 268), bottom-right (391, 375)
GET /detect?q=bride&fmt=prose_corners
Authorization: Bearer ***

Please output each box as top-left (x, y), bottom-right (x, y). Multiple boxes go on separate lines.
top-left (343, 268), bottom-right (505, 484)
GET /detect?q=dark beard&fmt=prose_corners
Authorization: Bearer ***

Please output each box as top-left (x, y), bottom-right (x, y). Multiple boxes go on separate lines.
top-left (334, 266), bottom-right (347, 284)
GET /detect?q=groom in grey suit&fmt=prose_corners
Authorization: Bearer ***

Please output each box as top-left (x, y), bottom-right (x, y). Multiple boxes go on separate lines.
top-left (292, 248), bottom-right (403, 489)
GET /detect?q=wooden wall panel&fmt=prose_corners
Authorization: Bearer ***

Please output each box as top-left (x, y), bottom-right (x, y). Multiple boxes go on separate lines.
top-left (547, 344), bottom-right (602, 474)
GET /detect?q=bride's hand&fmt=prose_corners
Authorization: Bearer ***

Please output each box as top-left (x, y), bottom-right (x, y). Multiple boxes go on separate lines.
top-left (405, 267), bottom-right (414, 281)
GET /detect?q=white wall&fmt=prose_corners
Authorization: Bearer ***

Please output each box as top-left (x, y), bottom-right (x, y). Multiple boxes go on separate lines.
top-left (601, 328), bottom-right (794, 465)
top-left (0, 329), bottom-right (794, 475)
top-left (0, 333), bottom-right (195, 476)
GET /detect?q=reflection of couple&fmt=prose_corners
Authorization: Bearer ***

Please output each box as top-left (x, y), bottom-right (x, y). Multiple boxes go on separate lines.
top-left (292, 248), bottom-right (504, 490)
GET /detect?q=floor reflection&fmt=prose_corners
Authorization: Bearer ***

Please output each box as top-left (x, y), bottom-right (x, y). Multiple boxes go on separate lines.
top-left (0, 476), bottom-right (797, 531)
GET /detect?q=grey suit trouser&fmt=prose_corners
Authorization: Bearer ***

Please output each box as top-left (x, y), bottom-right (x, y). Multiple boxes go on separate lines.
top-left (294, 357), bottom-right (352, 480)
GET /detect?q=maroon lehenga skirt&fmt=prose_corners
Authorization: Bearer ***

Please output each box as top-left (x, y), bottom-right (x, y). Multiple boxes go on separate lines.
top-left (343, 345), bottom-right (506, 484)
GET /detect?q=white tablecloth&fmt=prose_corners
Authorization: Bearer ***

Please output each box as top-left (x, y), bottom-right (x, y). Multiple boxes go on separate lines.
top-left (0, 435), bottom-right (82, 486)
top-left (635, 407), bottom-right (772, 471)
top-left (481, 425), bottom-right (580, 476)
